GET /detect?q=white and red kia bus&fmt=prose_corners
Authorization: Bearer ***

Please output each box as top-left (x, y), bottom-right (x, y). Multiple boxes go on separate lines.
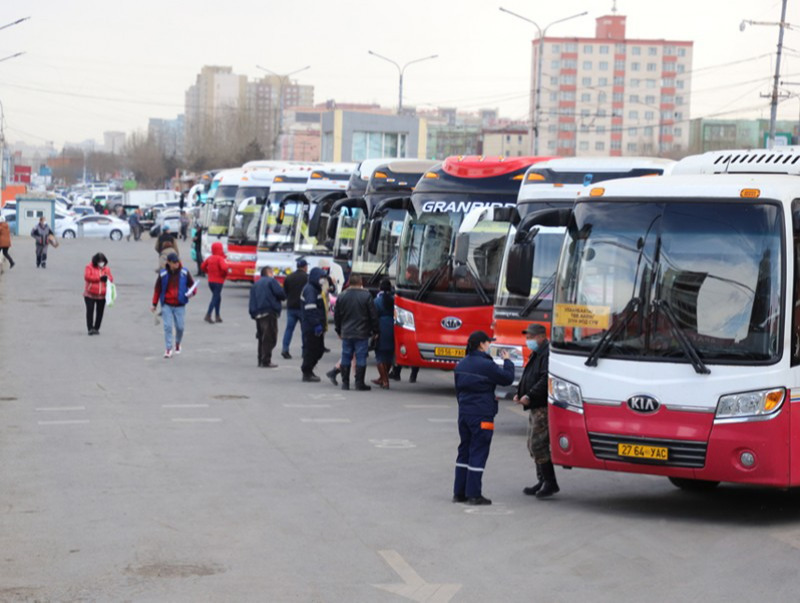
top-left (548, 147), bottom-right (800, 490)
top-left (392, 155), bottom-right (552, 369)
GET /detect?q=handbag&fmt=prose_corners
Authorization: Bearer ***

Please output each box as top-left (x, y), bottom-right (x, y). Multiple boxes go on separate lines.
top-left (105, 282), bottom-right (117, 307)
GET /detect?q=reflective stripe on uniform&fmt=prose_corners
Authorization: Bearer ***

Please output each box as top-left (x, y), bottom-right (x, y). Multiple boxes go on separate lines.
top-left (304, 303), bottom-right (317, 309)
top-left (480, 422), bottom-right (494, 430)
top-left (467, 466), bottom-right (484, 472)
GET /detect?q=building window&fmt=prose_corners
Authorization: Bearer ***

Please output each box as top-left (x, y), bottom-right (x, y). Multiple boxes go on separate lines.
top-left (550, 60), bottom-right (560, 69)
top-left (613, 76), bottom-right (624, 86)
top-left (561, 74), bottom-right (576, 85)
top-left (558, 138), bottom-right (575, 148)
top-left (580, 92), bottom-right (591, 102)
top-left (663, 62), bottom-right (676, 72)
top-left (648, 47), bottom-right (658, 56)
top-left (584, 45), bottom-right (594, 54)
top-left (583, 61), bottom-right (592, 70)
top-left (599, 61), bottom-right (609, 70)
top-left (595, 141), bottom-right (605, 150)
top-left (645, 111), bottom-right (655, 121)
top-left (632, 46), bottom-right (641, 56)
top-left (646, 79), bottom-right (657, 89)
top-left (628, 127), bottom-right (638, 136)
top-left (629, 110), bottom-right (639, 119)
top-left (661, 110), bottom-right (673, 120)
top-left (664, 46), bottom-right (675, 56)
top-left (580, 108), bottom-right (591, 117)
top-left (580, 123), bottom-right (590, 133)
top-left (614, 60), bottom-right (625, 70)
top-left (674, 127), bottom-right (683, 137)
top-left (662, 77), bottom-right (675, 87)
top-left (646, 62), bottom-right (657, 72)
top-left (597, 109), bottom-right (607, 118)
top-left (630, 78), bottom-right (640, 88)
top-left (547, 140), bottom-right (557, 149)
top-left (579, 140), bottom-right (589, 150)
top-left (562, 59), bottom-right (577, 69)
top-left (631, 62), bottom-right (640, 71)
top-left (581, 77), bottom-right (592, 86)
top-left (560, 91), bottom-right (576, 101)
top-left (506, 134), bottom-right (511, 142)
top-left (598, 92), bottom-right (607, 103)
top-left (677, 63), bottom-right (686, 73)
top-left (611, 140), bottom-right (622, 150)
top-left (548, 124), bottom-right (557, 133)
top-left (674, 111), bottom-right (683, 121)
top-left (551, 44), bottom-right (560, 54)
top-left (351, 131), bottom-right (408, 161)
top-left (627, 142), bottom-right (638, 152)
top-left (615, 43), bottom-right (626, 55)
top-left (676, 96), bottom-right (684, 105)
top-left (599, 45), bottom-right (609, 54)
top-left (662, 95), bottom-right (675, 104)
top-left (598, 77), bottom-right (609, 87)
top-left (550, 76), bottom-right (559, 85)
top-left (645, 95), bottom-right (656, 105)
top-left (612, 92), bottom-right (624, 102)
top-left (644, 126), bottom-right (654, 136)
top-left (661, 125), bottom-right (673, 135)
top-left (678, 47), bottom-right (687, 57)
top-left (550, 92), bottom-right (558, 101)
top-left (629, 94), bottom-right (640, 103)
top-left (597, 125), bottom-right (606, 134)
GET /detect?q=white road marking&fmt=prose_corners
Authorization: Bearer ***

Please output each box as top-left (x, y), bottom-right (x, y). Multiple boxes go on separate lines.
top-left (300, 418), bottom-right (351, 423)
top-left (170, 418), bottom-right (222, 423)
top-left (373, 549), bottom-right (461, 602)
top-left (404, 404), bottom-right (452, 409)
top-left (464, 504), bottom-right (514, 516)
top-left (283, 403), bottom-right (332, 408)
top-left (369, 439), bottom-right (417, 449)
top-left (309, 393), bottom-right (346, 400)
top-left (37, 420), bottom-right (90, 426)
top-left (35, 406), bottom-right (86, 412)
top-left (162, 404), bottom-right (210, 409)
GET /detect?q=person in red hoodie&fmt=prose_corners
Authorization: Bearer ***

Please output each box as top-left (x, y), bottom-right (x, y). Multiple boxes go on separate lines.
top-left (84, 252), bottom-right (113, 335)
top-left (200, 241), bottom-right (229, 323)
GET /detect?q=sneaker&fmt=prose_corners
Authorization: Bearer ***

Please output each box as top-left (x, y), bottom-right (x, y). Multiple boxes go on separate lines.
top-left (175, 343), bottom-right (181, 354)
top-left (164, 349), bottom-right (173, 359)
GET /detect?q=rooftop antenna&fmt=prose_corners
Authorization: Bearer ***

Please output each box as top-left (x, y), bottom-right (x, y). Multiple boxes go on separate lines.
top-left (611, 0), bottom-right (617, 13)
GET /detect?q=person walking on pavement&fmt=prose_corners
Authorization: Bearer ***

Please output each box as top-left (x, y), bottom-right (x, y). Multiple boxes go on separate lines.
top-left (333, 274), bottom-right (379, 391)
top-left (179, 211), bottom-right (190, 241)
top-left (453, 330), bottom-right (514, 506)
top-left (371, 278), bottom-right (395, 389)
top-left (127, 209), bottom-right (141, 241)
top-left (514, 323), bottom-right (559, 498)
top-left (200, 241), bottom-right (228, 323)
top-left (300, 267), bottom-right (328, 382)
top-left (83, 252), bottom-right (113, 335)
top-left (151, 252), bottom-right (196, 358)
top-left (155, 223), bottom-right (178, 256)
top-left (191, 217), bottom-right (204, 277)
top-left (31, 216), bottom-right (54, 268)
top-left (249, 266), bottom-right (287, 368)
top-left (0, 215), bottom-right (14, 269)
top-left (281, 259), bottom-right (309, 359)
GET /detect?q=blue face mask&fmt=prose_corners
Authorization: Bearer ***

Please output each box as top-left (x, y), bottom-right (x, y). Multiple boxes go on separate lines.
top-left (526, 339), bottom-right (539, 352)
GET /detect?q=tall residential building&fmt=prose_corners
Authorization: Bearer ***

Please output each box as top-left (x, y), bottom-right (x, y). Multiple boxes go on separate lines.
top-left (148, 116), bottom-right (185, 159)
top-left (184, 66), bottom-right (248, 157)
top-left (246, 75), bottom-right (314, 158)
top-left (531, 13), bottom-right (693, 157)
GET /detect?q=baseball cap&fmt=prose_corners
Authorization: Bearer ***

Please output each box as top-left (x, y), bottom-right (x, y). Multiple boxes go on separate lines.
top-left (296, 258), bottom-right (308, 268)
top-left (467, 330), bottom-right (494, 349)
top-left (166, 252), bottom-right (180, 263)
top-left (163, 224), bottom-right (171, 231)
top-left (522, 324), bottom-right (547, 337)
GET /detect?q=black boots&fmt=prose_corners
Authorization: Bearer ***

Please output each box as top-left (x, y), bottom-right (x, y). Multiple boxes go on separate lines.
top-left (326, 366), bottom-right (340, 386)
top-left (340, 366), bottom-right (350, 390)
top-left (523, 464), bottom-right (544, 496)
top-left (354, 366), bottom-right (371, 391)
top-left (535, 462), bottom-right (560, 499)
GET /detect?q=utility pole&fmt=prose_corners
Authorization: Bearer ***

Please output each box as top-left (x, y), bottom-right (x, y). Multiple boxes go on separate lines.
top-left (367, 51), bottom-right (439, 115)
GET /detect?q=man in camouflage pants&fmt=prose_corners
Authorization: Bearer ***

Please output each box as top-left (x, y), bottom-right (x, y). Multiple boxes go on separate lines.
top-left (514, 323), bottom-right (559, 498)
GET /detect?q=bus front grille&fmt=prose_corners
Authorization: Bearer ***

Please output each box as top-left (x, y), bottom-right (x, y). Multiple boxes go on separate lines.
top-left (588, 432), bottom-right (707, 468)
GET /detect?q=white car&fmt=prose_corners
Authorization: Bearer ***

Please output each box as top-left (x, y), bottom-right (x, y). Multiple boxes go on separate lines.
top-left (57, 215), bottom-right (130, 240)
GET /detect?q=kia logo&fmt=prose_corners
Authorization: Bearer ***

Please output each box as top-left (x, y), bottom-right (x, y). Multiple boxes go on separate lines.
top-left (627, 395), bottom-right (660, 414)
top-left (441, 317), bottom-right (463, 330)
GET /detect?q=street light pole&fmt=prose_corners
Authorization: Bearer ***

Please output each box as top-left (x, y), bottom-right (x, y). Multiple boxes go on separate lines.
top-left (499, 8), bottom-right (588, 155)
top-left (741, 0), bottom-right (792, 149)
top-left (255, 64), bottom-right (310, 159)
top-left (367, 51), bottom-right (439, 115)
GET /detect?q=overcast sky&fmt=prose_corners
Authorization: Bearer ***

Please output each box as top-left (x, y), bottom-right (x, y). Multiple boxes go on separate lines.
top-left (0, 0), bottom-right (797, 148)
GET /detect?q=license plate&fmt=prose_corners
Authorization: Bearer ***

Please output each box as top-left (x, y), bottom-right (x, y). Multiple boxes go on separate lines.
top-left (245, 269), bottom-right (256, 275)
top-left (434, 346), bottom-right (466, 358)
top-left (617, 443), bottom-right (668, 461)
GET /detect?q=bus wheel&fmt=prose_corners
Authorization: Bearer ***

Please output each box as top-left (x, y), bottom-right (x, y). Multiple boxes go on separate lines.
top-left (668, 477), bottom-right (720, 491)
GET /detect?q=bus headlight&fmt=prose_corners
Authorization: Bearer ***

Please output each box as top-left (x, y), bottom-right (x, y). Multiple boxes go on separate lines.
top-left (549, 375), bottom-right (583, 413)
top-left (715, 388), bottom-right (785, 420)
top-left (394, 306), bottom-right (416, 331)
top-left (227, 252), bottom-right (243, 262)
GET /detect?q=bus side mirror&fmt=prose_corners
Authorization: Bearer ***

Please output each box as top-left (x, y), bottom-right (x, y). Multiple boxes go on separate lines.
top-left (326, 215), bottom-right (339, 240)
top-left (367, 219), bottom-right (382, 254)
top-left (308, 206), bottom-right (323, 237)
top-left (506, 242), bottom-right (534, 297)
top-left (277, 205), bottom-right (285, 225)
top-left (454, 233), bottom-right (469, 265)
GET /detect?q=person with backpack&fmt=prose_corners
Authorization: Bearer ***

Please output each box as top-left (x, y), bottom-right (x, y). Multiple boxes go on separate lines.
top-left (151, 253), bottom-right (195, 358)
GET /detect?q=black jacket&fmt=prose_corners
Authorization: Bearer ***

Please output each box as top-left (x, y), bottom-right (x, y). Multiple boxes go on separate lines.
top-left (454, 351), bottom-right (515, 417)
top-left (334, 286), bottom-right (379, 339)
top-left (301, 267), bottom-right (327, 333)
top-left (283, 269), bottom-right (309, 310)
top-left (517, 341), bottom-right (549, 410)
top-left (249, 275), bottom-right (286, 318)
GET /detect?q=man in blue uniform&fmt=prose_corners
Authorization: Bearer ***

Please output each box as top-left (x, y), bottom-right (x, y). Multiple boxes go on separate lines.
top-left (300, 267), bottom-right (328, 382)
top-left (453, 330), bottom-right (514, 505)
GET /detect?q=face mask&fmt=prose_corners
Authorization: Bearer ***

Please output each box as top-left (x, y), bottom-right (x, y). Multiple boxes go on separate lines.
top-left (526, 339), bottom-right (539, 352)
top-left (98, 262), bottom-right (106, 268)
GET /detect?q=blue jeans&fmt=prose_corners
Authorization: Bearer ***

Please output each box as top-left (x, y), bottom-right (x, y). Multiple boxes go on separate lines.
top-left (162, 304), bottom-right (185, 350)
top-left (207, 282), bottom-right (223, 317)
top-left (282, 308), bottom-right (302, 353)
top-left (341, 338), bottom-right (369, 369)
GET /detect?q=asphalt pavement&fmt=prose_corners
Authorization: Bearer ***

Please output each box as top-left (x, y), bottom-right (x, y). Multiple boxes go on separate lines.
top-left (2, 235), bottom-right (800, 602)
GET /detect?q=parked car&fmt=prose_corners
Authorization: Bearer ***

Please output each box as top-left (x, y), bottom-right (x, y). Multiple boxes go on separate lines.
top-left (71, 205), bottom-right (96, 217)
top-left (57, 215), bottom-right (130, 240)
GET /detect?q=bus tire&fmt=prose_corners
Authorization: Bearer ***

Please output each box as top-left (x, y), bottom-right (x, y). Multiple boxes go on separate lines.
top-left (668, 477), bottom-right (720, 491)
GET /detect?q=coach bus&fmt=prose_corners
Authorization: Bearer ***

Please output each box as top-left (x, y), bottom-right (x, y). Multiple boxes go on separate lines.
top-left (202, 168), bottom-right (242, 258)
top-left (548, 147), bottom-right (800, 490)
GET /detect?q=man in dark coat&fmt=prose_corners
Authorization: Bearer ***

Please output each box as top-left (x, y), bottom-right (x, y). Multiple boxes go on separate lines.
top-left (514, 323), bottom-right (558, 498)
top-left (281, 258), bottom-right (309, 359)
top-left (333, 274), bottom-right (379, 391)
top-left (453, 331), bottom-right (513, 506)
top-left (249, 266), bottom-right (287, 368)
top-left (300, 267), bottom-right (327, 382)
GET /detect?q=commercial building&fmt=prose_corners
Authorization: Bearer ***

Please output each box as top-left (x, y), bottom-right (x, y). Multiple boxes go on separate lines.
top-left (320, 110), bottom-right (426, 162)
top-left (688, 118), bottom-right (799, 154)
top-left (531, 12), bottom-right (693, 157)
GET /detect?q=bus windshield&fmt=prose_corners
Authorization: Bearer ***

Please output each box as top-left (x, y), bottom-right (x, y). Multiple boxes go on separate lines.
top-left (495, 228), bottom-right (564, 311)
top-left (552, 200), bottom-right (783, 364)
top-left (333, 207), bottom-right (363, 262)
top-left (397, 210), bottom-right (510, 301)
top-left (261, 201), bottom-right (300, 250)
top-left (208, 189), bottom-right (237, 236)
top-left (229, 199), bottom-right (263, 244)
top-left (351, 208), bottom-right (405, 278)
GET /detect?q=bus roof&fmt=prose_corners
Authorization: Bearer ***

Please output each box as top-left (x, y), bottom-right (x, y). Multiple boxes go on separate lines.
top-left (672, 146), bottom-right (800, 176)
top-left (306, 163), bottom-right (358, 192)
top-left (365, 159), bottom-right (439, 197)
top-left (439, 155), bottom-right (554, 179)
top-left (218, 169), bottom-right (244, 186)
top-left (270, 170), bottom-right (311, 192)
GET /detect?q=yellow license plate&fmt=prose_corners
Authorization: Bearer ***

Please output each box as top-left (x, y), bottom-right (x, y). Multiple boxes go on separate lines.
top-left (617, 443), bottom-right (668, 461)
top-left (245, 269), bottom-right (256, 275)
top-left (434, 346), bottom-right (466, 358)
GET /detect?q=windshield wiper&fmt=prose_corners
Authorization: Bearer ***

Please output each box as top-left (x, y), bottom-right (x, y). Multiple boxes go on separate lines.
top-left (585, 297), bottom-right (641, 367)
top-left (652, 299), bottom-right (710, 375)
top-left (367, 255), bottom-right (393, 287)
top-left (416, 258), bottom-right (451, 302)
top-left (519, 273), bottom-right (556, 317)
top-left (457, 261), bottom-right (492, 305)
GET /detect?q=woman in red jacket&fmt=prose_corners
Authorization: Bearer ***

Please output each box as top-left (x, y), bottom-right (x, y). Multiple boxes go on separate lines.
top-left (84, 252), bottom-right (113, 335)
top-left (200, 241), bottom-right (228, 323)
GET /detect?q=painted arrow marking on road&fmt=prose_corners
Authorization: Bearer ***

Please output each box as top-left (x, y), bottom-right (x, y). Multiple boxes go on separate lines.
top-left (373, 549), bottom-right (461, 602)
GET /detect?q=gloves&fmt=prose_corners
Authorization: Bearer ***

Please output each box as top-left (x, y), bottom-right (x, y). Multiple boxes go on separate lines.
top-left (314, 324), bottom-right (324, 337)
top-left (100, 275), bottom-right (108, 283)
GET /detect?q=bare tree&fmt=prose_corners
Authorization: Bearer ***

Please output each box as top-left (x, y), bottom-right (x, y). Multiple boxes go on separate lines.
top-left (125, 131), bottom-right (168, 187)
